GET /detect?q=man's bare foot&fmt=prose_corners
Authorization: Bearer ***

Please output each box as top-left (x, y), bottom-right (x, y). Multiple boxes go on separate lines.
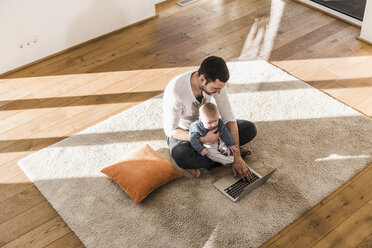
top-left (240, 146), bottom-right (252, 157)
top-left (187, 169), bottom-right (201, 178)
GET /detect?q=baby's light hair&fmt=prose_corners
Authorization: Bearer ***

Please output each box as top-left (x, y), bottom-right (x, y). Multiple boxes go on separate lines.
top-left (199, 102), bottom-right (219, 118)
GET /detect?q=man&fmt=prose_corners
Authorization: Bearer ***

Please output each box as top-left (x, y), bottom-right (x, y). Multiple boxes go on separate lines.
top-left (162, 56), bottom-right (257, 180)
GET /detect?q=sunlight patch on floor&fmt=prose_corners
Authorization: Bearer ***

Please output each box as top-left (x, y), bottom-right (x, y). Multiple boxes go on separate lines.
top-left (316, 154), bottom-right (370, 161)
top-left (272, 56), bottom-right (372, 79)
top-left (240, 0), bottom-right (286, 59)
top-left (0, 66), bottom-right (196, 101)
top-left (202, 226), bottom-right (220, 248)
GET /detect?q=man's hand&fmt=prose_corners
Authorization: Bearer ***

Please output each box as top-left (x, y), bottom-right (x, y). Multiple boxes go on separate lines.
top-left (231, 156), bottom-right (252, 181)
top-left (200, 127), bottom-right (219, 144)
top-left (200, 148), bottom-right (208, 156)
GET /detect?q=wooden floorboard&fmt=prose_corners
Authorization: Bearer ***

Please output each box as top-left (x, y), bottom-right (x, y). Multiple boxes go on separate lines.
top-left (355, 234), bottom-right (372, 248)
top-left (1, 0), bottom-right (371, 247)
top-left (312, 200), bottom-right (372, 248)
top-left (265, 164), bottom-right (372, 248)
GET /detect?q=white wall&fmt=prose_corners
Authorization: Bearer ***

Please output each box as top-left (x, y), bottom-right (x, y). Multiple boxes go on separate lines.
top-left (0, 0), bottom-right (155, 74)
top-left (361, 0), bottom-right (372, 43)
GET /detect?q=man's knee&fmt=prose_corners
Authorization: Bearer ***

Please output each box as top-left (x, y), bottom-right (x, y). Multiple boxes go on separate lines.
top-left (170, 143), bottom-right (190, 168)
top-left (247, 122), bottom-right (257, 140)
top-left (170, 142), bottom-right (218, 169)
top-left (238, 120), bottom-right (257, 145)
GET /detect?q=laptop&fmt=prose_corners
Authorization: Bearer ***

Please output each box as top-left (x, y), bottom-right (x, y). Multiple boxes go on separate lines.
top-left (214, 167), bottom-right (276, 202)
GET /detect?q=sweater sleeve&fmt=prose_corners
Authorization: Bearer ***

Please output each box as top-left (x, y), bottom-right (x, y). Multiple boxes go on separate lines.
top-left (162, 92), bottom-right (184, 138)
top-left (219, 120), bottom-right (236, 147)
top-left (189, 122), bottom-right (206, 154)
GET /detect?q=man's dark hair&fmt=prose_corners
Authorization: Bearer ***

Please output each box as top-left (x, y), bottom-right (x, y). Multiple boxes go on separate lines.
top-left (198, 56), bottom-right (229, 83)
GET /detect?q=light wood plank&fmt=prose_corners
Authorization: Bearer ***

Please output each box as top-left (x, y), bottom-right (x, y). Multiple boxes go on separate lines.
top-left (0, 68), bottom-right (192, 168)
top-left (325, 45), bottom-right (372, 80)
top-left (0, 70), bottom-right (143, 135)
top-left (0, 160), bottom-right (26, 182)
top-left (0, 74), bottom-right (110, 133)
top-left (0, 69), bottom-right (173, 145)
top-left (355, 95), bottom-right (372, 117)
top-left (0, 0), bottom-right (371, 247)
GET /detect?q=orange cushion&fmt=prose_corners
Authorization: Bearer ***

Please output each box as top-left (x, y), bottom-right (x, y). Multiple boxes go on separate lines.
top-left (101, 144), bottom-right (184, 204)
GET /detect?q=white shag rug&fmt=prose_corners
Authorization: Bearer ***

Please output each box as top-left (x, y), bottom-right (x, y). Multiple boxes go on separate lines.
top-left (18, 59), bottom-right (372, 248)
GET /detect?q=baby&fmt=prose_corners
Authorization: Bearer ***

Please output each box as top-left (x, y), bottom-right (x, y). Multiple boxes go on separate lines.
top-left (189, 102), bottom-right (238, 165)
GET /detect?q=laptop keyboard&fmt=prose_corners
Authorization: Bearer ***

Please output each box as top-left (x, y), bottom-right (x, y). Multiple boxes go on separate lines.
top-left (224, 173), bottom-right (259, 199)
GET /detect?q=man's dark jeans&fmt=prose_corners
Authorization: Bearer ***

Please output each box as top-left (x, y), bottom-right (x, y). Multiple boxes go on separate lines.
top-left (167, 120), bottom-right (257, 169)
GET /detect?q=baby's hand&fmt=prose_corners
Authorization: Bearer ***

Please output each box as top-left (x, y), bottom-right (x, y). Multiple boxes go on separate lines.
top-left (229, 145), bottom-right (238, 152)
top-left (200, 148), bottom-right (208, 156)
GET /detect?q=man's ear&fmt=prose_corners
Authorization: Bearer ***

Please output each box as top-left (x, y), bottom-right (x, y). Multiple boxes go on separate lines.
top-left (199, 74), bottom-right (206, 84)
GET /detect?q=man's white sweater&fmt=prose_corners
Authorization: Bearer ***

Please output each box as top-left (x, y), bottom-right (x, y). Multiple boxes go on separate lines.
top-left (162, 71), bottom-right (235, 138)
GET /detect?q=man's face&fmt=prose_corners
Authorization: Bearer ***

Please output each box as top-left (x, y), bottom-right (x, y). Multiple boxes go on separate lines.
top-left (199, 75), bottom-right (226, 95)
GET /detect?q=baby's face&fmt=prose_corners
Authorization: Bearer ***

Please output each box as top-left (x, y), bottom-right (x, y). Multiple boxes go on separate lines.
top-left (200, 113), bottom-right (219, 129)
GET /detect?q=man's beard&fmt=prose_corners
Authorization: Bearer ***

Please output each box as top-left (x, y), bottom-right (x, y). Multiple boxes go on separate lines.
top-left (200, 83), bottom-right (213, 96)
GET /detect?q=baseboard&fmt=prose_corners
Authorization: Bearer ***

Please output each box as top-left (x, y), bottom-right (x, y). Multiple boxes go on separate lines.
top-left (356, 36), bottom-right (372, 46)
top-left (0, 14), bottom-right (158, 78)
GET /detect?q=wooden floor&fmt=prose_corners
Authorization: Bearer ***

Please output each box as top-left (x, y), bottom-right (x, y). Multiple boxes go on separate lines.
top-left (1, 0), bottom-right (371, 247)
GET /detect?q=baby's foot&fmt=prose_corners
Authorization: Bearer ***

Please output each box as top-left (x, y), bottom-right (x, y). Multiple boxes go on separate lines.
top-left (240, 146), bottom-right (253, 157)
top-left (187, 169), bottom-right (201, 178)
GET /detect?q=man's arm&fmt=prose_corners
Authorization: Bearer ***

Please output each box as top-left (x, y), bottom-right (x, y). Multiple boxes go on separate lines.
top-left (171, 128), bottom-right (190, 141)
top-left (226, 121), bottom-right (240, 147)
top-left (226, 121), bottom-right (252, 180)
